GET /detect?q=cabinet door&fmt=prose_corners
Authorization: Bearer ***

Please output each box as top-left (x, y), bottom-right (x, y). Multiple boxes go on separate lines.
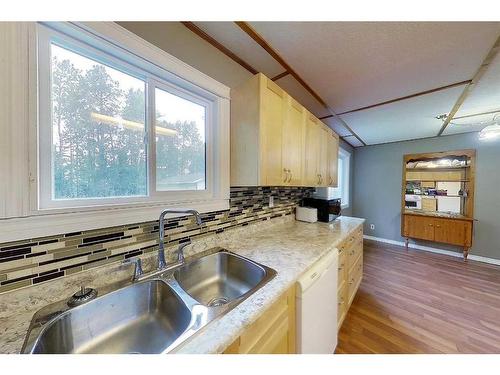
top-left (404, 215), bottom-right (435, 241)
top-left (434, 219), bottom-right (471, 246)
top-left (260, 78), bottom-right (284, 185)
top-left (304, 115), bottom-right (321, 186)
top-left (318, 125), bottom-right (329, 186)
top-left (327, 132), bottom-right (339, 187)
top-left (224, 287), bottom-right (296, 354)
top-left (282, 96), bottom-right (304, 186)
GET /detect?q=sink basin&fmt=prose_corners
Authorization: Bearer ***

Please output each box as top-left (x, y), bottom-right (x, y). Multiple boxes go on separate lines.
top-left (26, 280), bottom-right (192, 354)
top-left (174, 251), bottom-right (275, 306)
top-left (22, 248), bottom-right (276, 354)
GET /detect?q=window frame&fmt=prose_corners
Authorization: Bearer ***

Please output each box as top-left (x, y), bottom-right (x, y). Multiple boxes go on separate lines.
top-left (338, 147), bottom-right (351, 209)
top-left (36, 23), bottom-right (222, 212)
top-left (0, 21), bottom-right (229, 243)
top-left (149, 79), bottom-right (212, 198)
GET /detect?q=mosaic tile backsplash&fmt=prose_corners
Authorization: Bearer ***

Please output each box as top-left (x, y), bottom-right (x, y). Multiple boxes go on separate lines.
top-left (0, 186), bottom-right (313, 294)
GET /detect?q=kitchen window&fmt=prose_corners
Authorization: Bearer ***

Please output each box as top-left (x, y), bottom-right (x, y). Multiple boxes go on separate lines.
top-left (35, 23), bottom-right (225, 213)
top-left (334, 147), bottom-right (351, 209)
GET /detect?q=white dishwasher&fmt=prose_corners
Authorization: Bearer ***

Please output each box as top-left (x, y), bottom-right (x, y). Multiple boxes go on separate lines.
top-left (296, 249), bottom-right (338, 354)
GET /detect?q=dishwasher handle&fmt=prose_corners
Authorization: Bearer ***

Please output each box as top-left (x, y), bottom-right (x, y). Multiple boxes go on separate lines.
top-left (296, 249), bottom-right (338, 294)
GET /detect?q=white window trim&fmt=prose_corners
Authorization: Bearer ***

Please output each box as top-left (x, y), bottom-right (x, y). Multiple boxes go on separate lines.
top-left (339, 147), bottom-right (351, 209)
top-left (0, 22), bottom-right (230, 243)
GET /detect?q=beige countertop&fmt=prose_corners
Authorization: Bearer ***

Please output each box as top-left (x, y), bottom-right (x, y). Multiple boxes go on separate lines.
top-left (0, 215), bottom-right (364, 354)
top-left (404, 209), bottom-right (474, 221)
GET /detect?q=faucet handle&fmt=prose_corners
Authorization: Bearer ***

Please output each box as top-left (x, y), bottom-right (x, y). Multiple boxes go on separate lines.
top-left (175, 240), bottom-right (191, 263)
top-left (122, 257), bottom-right (144, 281)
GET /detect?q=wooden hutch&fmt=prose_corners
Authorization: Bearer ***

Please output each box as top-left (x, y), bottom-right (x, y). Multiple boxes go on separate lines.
top-left (401, 149), bottom-right (476, 260)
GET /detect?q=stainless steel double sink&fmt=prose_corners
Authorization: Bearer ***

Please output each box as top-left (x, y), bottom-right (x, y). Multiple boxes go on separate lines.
top-left (21, 249), bottom-right (276, 354)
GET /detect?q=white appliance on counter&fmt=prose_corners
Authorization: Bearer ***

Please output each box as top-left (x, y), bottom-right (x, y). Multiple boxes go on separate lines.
top-left (295, 206), bottom-right (318, 223)
top-left (405, 194), bottom-right (422, 209)
top-left (296, 249), bottom-right (338, 354)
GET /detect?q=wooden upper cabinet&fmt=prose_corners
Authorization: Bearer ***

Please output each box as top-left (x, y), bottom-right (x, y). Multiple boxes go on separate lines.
top-left (304, 115), bottom-right (321, 186)
top-left (230, 73), bottom-right (339, 187)
top-left (327, 131), bottom-right (339, 187)
top-left (282, 96), bottom-right (305, 186)
top-left (318, 124), bottom-right (329, 187)
top-left (304, 116), bottom-right (338, 187)
top-left (260, 78), bottom-right (285, 185)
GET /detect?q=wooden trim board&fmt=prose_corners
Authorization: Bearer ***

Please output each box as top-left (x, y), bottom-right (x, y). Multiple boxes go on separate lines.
top-left (438, 35), bottom-right (500, 136)
top-left (181, 22), bottom-right (259, 75)
top-left (234, 21), bottom-right (366, 147)
top-left (319, 80), bottom-right (471, 119)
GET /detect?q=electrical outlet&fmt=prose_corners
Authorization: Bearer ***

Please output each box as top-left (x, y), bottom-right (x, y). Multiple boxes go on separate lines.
top-left (370, 224), bottom-right (375, 230)
top-left (269, 196), bottom-right (274, 208)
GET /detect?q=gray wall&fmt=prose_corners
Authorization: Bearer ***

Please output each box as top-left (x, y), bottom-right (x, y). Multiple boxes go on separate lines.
top-left (352, 132), bottom-right (500, 260)
top-left (118, 22), bottom-right (252, 89)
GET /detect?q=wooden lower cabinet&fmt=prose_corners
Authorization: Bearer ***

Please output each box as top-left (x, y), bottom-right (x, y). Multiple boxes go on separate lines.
top-left (224, 227), bottom-right (364, 352)
top-left (404, 214), bottom-right (435, 241)
top-left (223, 286), bottom-right (296, 354)
top-left (402, 213), bottom-right (473, 259)
top-left (337, 225), bottom-right (364, 330)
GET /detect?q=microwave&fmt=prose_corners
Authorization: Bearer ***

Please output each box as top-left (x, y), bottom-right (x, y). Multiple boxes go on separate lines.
top-left (405, 194), bottom-right (422, 209)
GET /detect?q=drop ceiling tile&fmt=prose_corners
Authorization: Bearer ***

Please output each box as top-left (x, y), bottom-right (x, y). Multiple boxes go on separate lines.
top-left (456, 53), bottom-right (500, 118)
top-left (194, 22), bottom-right (285, 78)
top-left (249, 22), bottom-right (500, 114)
top-left (322, 116), bottom-right (352, 137)
top-left (340, 85), bottom-right (465, 145)
top-left (342, 135), bottom-right (364, 147)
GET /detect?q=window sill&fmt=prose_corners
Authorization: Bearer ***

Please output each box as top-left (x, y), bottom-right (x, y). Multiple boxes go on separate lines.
top-left (0, 198), bottom-right (229, 243)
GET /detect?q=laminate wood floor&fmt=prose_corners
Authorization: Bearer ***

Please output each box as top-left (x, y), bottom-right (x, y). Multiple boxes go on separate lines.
top-left (336, 239), bottom-right (500, 354)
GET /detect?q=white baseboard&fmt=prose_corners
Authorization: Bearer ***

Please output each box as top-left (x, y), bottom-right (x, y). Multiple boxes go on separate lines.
top-left (363, 235), bottom-right (500, 266)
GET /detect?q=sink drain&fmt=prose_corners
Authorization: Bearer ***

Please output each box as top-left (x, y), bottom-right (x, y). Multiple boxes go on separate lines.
top-left (207, 297), bottom-right (229, 307)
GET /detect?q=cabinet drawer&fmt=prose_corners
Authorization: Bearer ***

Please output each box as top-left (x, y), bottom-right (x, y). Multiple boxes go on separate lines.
top-left (347, 259), bottom-right (363, 306)
top-left (349, 253), bottom-right (363, 277)
top-left (355, 225), bottom-right (363, 238)
top-left (337, 248), bottom-right (347, 289)
top-left (347, 239), bottom-right (363, 270)
top-left (337, 282), bottom-right (347, 330)
top-left (338, 238), bottom-right (349, 253)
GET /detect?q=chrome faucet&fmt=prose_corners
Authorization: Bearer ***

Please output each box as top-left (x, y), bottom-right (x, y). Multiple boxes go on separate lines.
top-left (157, 209), bottom-right (202, 270)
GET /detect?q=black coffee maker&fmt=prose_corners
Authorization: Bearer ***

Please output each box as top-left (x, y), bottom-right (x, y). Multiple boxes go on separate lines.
top-left (302, 197), bottom-right (342, 222)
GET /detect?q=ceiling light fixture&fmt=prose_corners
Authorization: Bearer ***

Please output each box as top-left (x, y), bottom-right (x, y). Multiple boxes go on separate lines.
top-left (436, 111), bottom-right (500, 141)
top-left (478, 113), bottom-right (500, 141)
